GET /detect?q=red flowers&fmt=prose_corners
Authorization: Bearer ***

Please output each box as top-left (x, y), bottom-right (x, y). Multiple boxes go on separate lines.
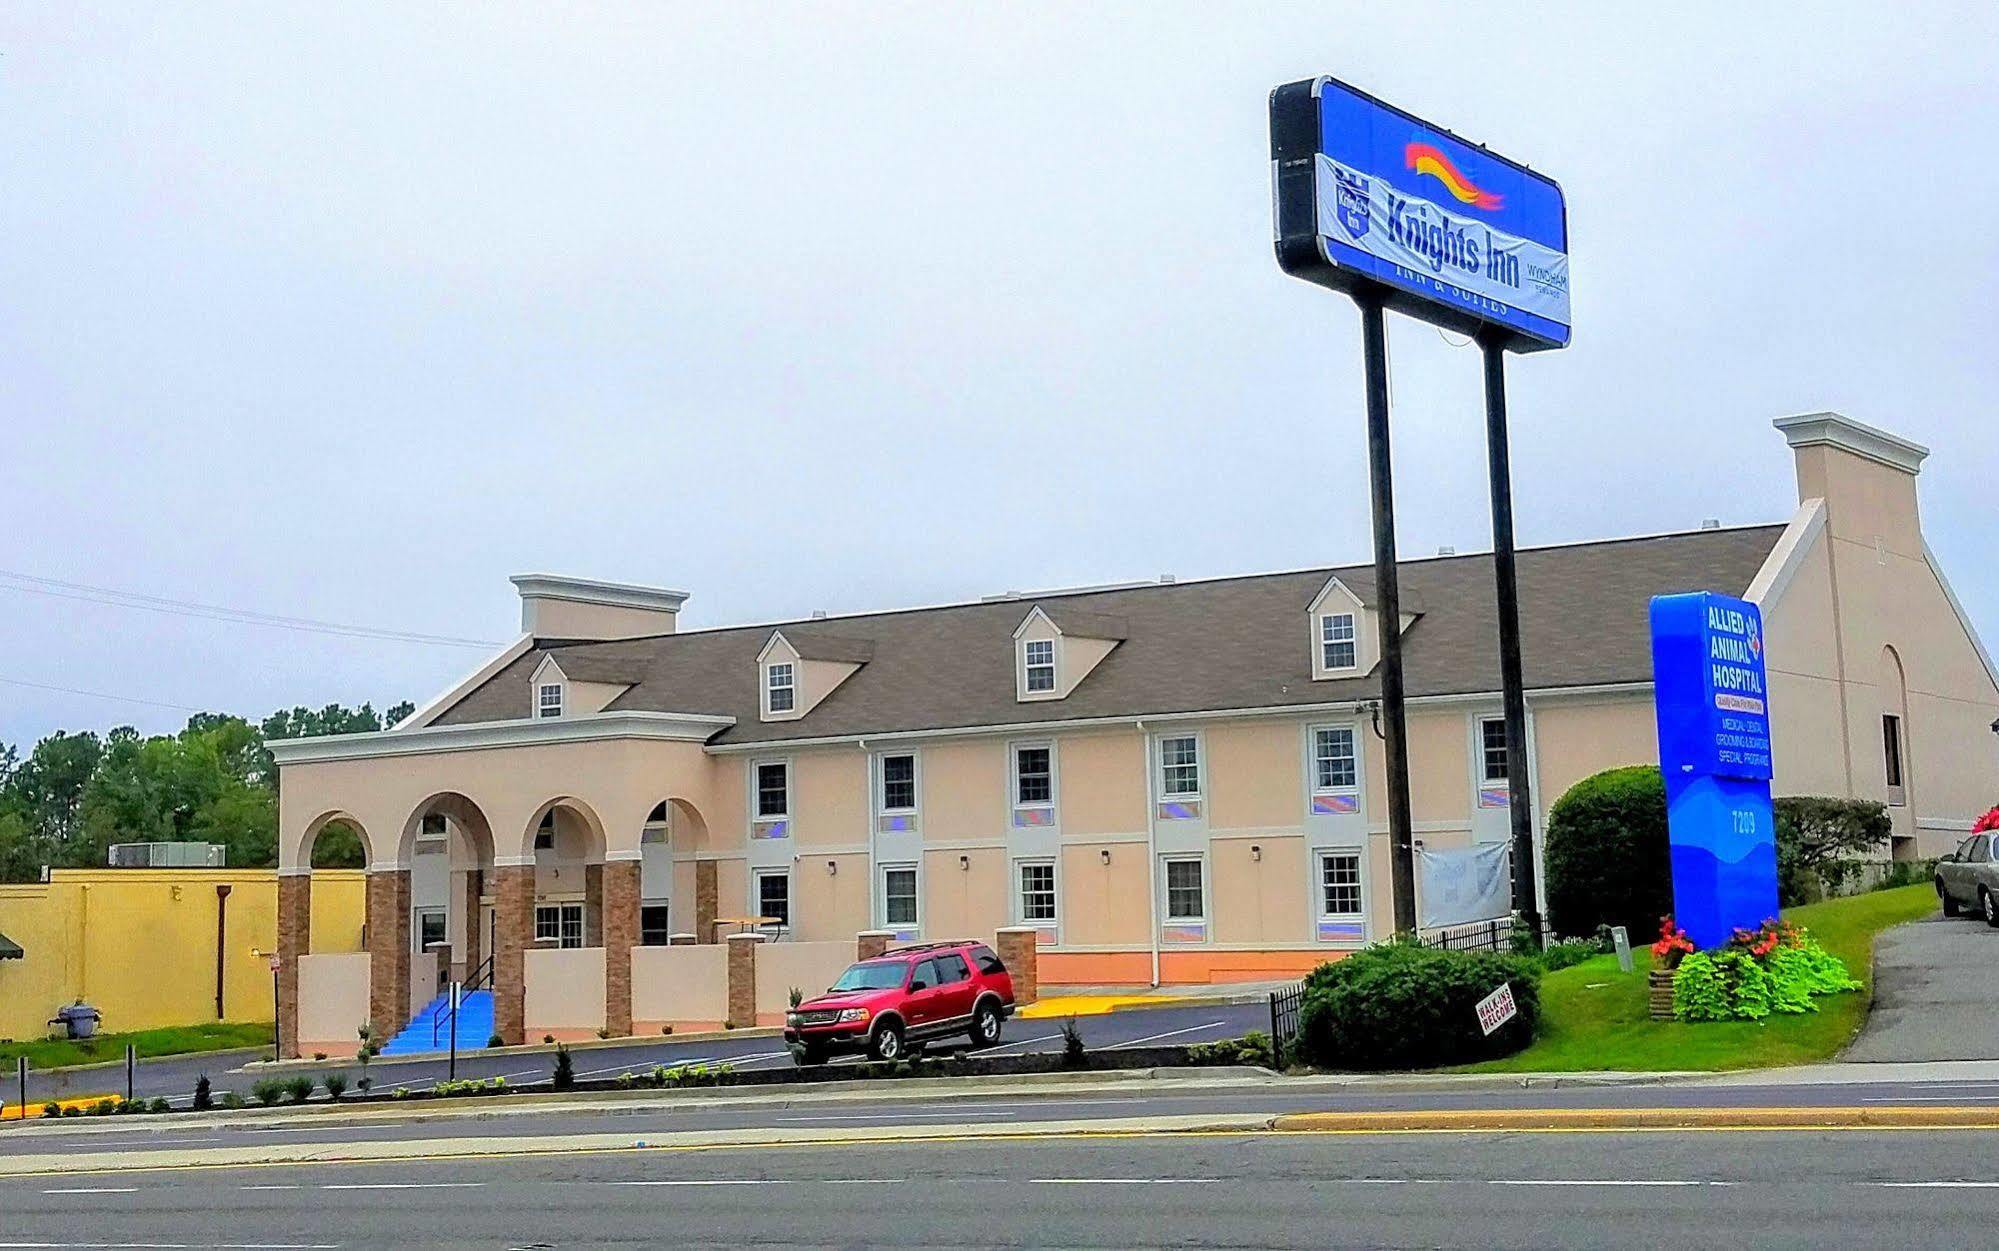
top-left (1973, 806), bottom-right (1999, 835)
top-left (1727, 918), bottom-right (1798, 959)
top-left (1651, 917), bottom-right (1695, 966)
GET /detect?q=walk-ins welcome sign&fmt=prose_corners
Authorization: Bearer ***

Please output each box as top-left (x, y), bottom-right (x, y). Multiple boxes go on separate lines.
top-left (1649, 592), bottom-right (1780, 948)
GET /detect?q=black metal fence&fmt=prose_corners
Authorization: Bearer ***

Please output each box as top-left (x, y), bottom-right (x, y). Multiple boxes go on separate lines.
top-left (1418, 917), bottom-right (1516, 953)
top-left (1268, 980), bottom-right (1306, 1052)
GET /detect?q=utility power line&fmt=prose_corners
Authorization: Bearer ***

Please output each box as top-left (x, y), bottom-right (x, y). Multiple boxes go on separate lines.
top-left (0, 569), bottom-right (501, 649)
top-left (0, 674), bottom-right (204, 714)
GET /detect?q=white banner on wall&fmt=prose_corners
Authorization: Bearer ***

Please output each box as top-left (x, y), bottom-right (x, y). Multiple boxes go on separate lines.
top-left (1417, 843), bottom-right (1512, 929)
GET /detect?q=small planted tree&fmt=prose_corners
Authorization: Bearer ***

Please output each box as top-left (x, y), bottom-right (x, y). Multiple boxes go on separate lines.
top-left (192, 1074), bottom-right (213, 1111)
top-left (552, 1043), bottom-right (575, 1090)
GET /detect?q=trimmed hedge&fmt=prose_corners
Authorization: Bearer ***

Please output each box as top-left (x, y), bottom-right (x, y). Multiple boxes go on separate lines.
top-left (1544, 764), bottom-right (1670, 938)
top-left (1294, 942), bottom-right (1539, 1069)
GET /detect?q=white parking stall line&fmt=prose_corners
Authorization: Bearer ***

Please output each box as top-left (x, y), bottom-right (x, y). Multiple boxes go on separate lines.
top-left (40, 1187), bottom-right (140, 1195)
top-left (973, 1032), bottom-right (1065, 1055)
top-left (0, 1244), bottom-right (339, 1249)
top-left (1028, 1178), bottom-right (1216, 1185)
top-left (777, 1110), bottom-right (1021, 1123)
top-left (578, 1058), bottom-right (712, 1078)
top-left (320, 1182), bottom-right (484, 1191)
top-left (605, 1179), bottom-right (791, 1187)
top-left (1489, 1179), bottom-right (1702, 1187)
top-left (1875, 1181), bottom-right (1999, 1188)
top-left (1102, 1020), bottom-right (1228, 1050)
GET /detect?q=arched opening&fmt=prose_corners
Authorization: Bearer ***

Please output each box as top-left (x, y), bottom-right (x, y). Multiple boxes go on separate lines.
top-left (300, 811), bottom-right (374, 954)
top-left (524, 797), bottom-right (608, 949)
top-left (280, 812), bottom-right (376, 1059)
top-left (636, 798), bottom-right (710, 946)
top-left (398, 793), bottom-right (498, 1006)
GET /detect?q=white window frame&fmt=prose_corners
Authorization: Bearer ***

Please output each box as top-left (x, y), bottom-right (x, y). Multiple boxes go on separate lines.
top-left (534, 902), bottom-right (584, 949)
top-left (1162, 855), bottom-right (1207, 923)
top-left (1156, 733), bottom-right (1203, 800)
top-left (1011, 740), bottom-right (1057, 813)
top-left (1022, 638), bottom-right (1057, 694)
top-left (1316, 849), bottom-right (1365, 921)
top-left (878, 751), bottom-right (919, 816)
top-left (752, 867), bottom-right (791, 932)
top-left (880, 862), bottom-right (920, 931)
top-left (537, 682), bottom-right (565, 719)
top-left (1310, 723), bottom-right (1360, 794)
top-left (415, 907), bottom-right (448, 951)
top-left (765, 662), bottom-right (796, 715)
top-left (1478, 716), bottom-right (1510, 786)
top-left (1016, 858), bottom-right (1058, 926)
top-left (753, 760), bottom-right (790, 821)
top-left (1320, 612), bottom-right (1358, 672)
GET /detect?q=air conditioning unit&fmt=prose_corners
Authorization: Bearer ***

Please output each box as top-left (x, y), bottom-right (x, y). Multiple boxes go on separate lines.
top-left (107, 842), bottom-right (226, 869)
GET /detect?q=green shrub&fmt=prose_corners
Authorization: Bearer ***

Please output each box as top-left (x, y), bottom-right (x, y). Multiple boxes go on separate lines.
top-left (1774, 796), bottom-right (1892, 905)
top-left (220, 1091), bottom-right (245, 1110)
top-left (146, 1097), bottom-right (170, 1114)
top-left (87, 1099), bottom-right (116, 1117)
top-left (40, 1102), bottom-right (60, 1119)
top-left (1534, 940), bottom-right (1603, 974)
top-left (1059, 1017), bottom-right (1086, 1067)
top-left (1672, 926), bottom-right (1862, 1021)
top-left (321, 1073), bottom-right (347, 1100)
top-left (1294, 941), bottom-right (1539, 1070)
top-left (1187, 1032), bottom-right (1276, 1067)
top-left (192, 1074), bottom-right (212, 1111)
top-left (61, 1105), bottom-right (82, 1118)
top-left (251, 1078), bottom-right (286, 1106)
top-left (284, 1076), bottom-right (315, 1104)
top-left (552, 1043), bottom-right (574, 1090)
top-left (487, 1034), bottom-right (505, 1049)
top-left (1543, 765), bottom-right (1670, 938)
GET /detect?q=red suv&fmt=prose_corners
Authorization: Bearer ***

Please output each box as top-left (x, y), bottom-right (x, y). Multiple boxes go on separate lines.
top-left (785, 941), bottom-right (1015, 1065)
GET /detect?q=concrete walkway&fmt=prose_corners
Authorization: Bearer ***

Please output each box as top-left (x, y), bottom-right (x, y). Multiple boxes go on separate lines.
top-left (1844, 910), bottom-right (1999, 1063)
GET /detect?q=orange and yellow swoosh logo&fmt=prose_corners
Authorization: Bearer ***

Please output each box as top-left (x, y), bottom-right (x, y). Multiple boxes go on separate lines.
top-left (1404, 142), bottom-right (1503, 212)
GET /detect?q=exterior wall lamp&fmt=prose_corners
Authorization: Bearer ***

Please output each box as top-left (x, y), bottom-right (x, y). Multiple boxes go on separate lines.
top-left (958, 855), bottom-right (970, 871)
top-left (1251, 844), bottom-right (1263, 862)
top-left (826, 860), bottom-right (837, 875)
top-left (1099, 849), bottom-right (1111, 865)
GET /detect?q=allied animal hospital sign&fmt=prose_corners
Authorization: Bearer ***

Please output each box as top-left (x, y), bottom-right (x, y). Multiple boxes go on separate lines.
top-left (1271, 77), bottom-right (1571, 350)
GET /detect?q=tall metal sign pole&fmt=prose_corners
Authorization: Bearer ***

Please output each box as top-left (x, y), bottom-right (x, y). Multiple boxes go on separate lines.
top-left (1272, 77), bottom-right (1571, 940)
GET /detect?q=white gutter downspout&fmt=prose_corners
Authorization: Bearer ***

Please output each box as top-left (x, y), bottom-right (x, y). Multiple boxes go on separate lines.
top-left (1137, 720), bottom-right (1160, 989)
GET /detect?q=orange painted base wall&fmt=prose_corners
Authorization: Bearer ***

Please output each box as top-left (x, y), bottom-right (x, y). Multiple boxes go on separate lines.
top-left (1039, 948), bottom-right (1346, 986)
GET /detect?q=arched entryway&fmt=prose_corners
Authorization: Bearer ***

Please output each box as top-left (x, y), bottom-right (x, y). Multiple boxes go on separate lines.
top-left (276, 811), bottom-right (376, 1059)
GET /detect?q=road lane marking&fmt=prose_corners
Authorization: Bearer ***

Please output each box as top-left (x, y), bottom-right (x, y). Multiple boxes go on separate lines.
top-left (973, 1032), bottom-right (1065, 1055)
top-left (40, 1187), bottom-right (140, 1194)
top-left (1875, 1180), bottom-right (1999, 1188)
top-left (1863, 1096), bottom-right (1999, 1104)
top-left (777, 1111), bottom-right (1021, 1123)
top-left (1489, 1179), bottom-right (1701, 1187)
top-left (1028, 1178), bottom-right (1215, 1185)
top-left (320, 1182), bottom-right (484, 1191)
top-left (605, 1179), bottom-right (790, 1187)
top-left (240, 1185), bottom-right (303, 1191)
top-left (0, 1244), bottom-right (337, 1249)
top-left (1103, 1021), bottom-right (1227, 1050)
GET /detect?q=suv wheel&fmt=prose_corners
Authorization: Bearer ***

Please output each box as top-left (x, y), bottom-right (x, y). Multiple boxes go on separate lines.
top-left (1941, 885), bottom-right (1959, 917)
top-left (1983, 889), bottom-right (1998, 929)
top-left (970, 1000), bottom-right (1003, 1049)
top-left (870, 1020), bottom-right (905, 1062)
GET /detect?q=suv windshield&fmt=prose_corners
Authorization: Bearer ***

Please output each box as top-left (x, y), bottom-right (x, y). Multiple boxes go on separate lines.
top-left (829, 961), bottom-right (908, 992)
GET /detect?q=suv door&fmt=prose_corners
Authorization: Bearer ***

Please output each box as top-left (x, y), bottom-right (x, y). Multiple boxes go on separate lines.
top-left (903, 958), bottom-right (945, 1032)
top-left (932, 951), bottom-right (976, 1028)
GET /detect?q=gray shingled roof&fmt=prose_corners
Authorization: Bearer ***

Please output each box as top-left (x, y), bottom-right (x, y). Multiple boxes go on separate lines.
top-left (433, 526), bottom-right (1785, 744)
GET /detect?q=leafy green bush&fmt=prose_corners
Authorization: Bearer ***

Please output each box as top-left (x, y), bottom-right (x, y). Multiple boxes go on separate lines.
top-left (1774, 796), bottom-right (1892, 905)
top-left (1543, 765), bottom-right (1670, 938)
top-left (320, 1073), bottom-right (347, 1100)
top-left (1534, 940), bottom-right (1603, 974)
top-left (220, 1091), bottom-right (245, 1110)
top-left (250, 1078), bottom-right (286, 1106)
top-left (146, 1097), bottom-right (170, 1114)
top-left (1187, 1032), bottom-right (1276, 1068)
top-left (1672, 925), bottom-right (1861, 1021)
top-left (1295, 941), bottom-right (1539, 1070)
top-left (283, 1076), bottom-right (315, 1104)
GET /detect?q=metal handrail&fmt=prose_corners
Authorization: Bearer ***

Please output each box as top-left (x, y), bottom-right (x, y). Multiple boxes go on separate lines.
top-left (429, 954), bottom-right (495, 1047)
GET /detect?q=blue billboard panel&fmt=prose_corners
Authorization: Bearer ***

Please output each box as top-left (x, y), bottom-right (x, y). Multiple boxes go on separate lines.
top-left (1650, 592), bottom-right (1780, 949)
top-left (1271, 77), bottom-right (1571, 351)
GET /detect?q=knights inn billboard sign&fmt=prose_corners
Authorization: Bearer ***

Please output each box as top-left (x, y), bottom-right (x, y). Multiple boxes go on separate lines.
top-left (1650, 592), bottom-right (1780, 950)
top-left (1270, 77), bottom-right (1572, 350)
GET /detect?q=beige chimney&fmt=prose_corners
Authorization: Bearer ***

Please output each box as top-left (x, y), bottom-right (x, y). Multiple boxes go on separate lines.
top-left (510, 574), bottom-right (689, 641)
top-left (1772, 412), bottom-right (1929, 556)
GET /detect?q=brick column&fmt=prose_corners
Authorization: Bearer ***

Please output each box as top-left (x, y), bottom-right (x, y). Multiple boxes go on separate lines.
top-left (458, 867), bottom-right (484, 984)
top-left (602, 858), bottom-right (641, 1038)
top-left (725, 933), bottom-right (764, 1029)
top-left (996, 926), bottom-right (1039, 1007)
top-left (276, 873), bottom-right (310, 1058)
top-left (584, 863), bottom-right (605, 948)
top-left (857, 929), bottom-right (894, 961)
top-left (492, 864), bottom-right (535, 1046)
top-left (366, 869), bottom-right (412, 1041)
top-left (695, 860), bottom-right (718, 943)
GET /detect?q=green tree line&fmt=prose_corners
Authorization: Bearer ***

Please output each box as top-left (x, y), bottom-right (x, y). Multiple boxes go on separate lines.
top-left (0, 701), bottom-right (412, 883)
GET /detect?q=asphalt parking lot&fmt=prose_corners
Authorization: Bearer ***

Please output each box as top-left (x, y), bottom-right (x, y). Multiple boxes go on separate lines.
top-left (1844, 909), bottom-right (1999, 1062)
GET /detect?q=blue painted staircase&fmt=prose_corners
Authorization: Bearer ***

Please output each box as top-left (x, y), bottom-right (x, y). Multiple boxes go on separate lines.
top-left (379, 989), bottom-right (495, 1057)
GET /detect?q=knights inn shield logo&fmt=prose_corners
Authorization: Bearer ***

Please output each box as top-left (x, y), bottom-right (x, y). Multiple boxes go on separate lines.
top-left (1334, 167), bottom-right (1370, 238)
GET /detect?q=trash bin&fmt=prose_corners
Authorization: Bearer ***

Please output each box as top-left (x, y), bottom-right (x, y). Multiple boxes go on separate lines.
top-left (50, 1003), bottom-right (101, 1040)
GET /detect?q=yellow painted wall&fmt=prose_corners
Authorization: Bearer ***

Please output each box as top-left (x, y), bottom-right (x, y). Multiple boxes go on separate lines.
top-left (0, 869), bottom-right (365, 1042)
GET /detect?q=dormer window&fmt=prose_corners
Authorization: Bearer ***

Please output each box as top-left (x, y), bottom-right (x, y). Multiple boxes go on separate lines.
top-left (537, 682), bottom-right (564, 718)
top-left (1023, 640), bottom-right (1056, 693)
top-left (1320, 613), bottom-right (1357, 671)
top-left (766, 662), bottom-right (796, 714)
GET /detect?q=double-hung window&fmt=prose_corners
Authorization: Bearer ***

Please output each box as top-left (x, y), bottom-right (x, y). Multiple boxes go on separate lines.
top-left (882, 865), bottom-right (919, 929)
top-left (1159, 735), bottom-right (1201, 798)
top-left (1479, 717), bottom-right (1510, 785)
top-left (756, 762), bottom-right (789, 820)
top-left (537, 683), bottom-right (564, 718)
top-left (766, 663), bottom-right (795, 714)
top-left (1313, 726), bottom-right (1358, 791)
top-left (1014, 744), bottom-right (1053, 806)
top-left (755, 869), bottom-right (790, 931)
top-left (1320, 613), bottom-right (1357, 671)
top-left (1164, 857), bottom-right (1206, 921)
top-left (534, 903), bottom-right (584, 949)
top-left (1023, 639), bottom-right (1056, 693)
top-left (1018, 861), bottom-right (1057, 924)
top-left (1318, 850), bottom-right (1364, 918)
top-left (416, 908), bottom-right (447, 951)
top-left (880, 753), bottom-right (917, 813)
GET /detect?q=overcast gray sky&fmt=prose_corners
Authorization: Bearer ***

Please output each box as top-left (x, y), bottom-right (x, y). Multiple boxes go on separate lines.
top-left (2, 3), bottom-right (1993, 747)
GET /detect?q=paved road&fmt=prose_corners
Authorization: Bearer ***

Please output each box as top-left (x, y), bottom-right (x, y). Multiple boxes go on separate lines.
top-left (15, 999), bottom-right (1267, 1108)
top-left (1844, 909), bottom-right (1998, 1062)
top-left (5, 1127), bottom-right (1996, 1247)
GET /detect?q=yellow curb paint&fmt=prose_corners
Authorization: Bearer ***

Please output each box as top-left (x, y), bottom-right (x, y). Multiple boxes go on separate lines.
top-left (1019, 996), bottom-right (1200, 1020)
top-left (1270, 1106), bottom-right (1999, 1133)
top-left (1, 1093), bottom-right (115, 1120)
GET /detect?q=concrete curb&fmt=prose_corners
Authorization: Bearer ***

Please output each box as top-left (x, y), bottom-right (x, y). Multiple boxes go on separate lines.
top-left (13, 1045), bottom-right (273, 1079)
top-left (1271, 1105), bottom-right (1999, 1132)
top-left (244, 1026), bottom-right (786, 1072)
top-left (0, 1113), bottom-right (1280, 1177)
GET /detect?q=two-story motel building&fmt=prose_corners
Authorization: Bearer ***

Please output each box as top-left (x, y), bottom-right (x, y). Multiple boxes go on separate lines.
top-left (269, 413), bottom-right (1999, 1055)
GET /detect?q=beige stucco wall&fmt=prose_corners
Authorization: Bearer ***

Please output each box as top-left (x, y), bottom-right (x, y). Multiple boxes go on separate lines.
top-left (296, 953), bottom-right (370, 1051)
top-left (1211, 834), bottom-right (1310, 945)
top-left (630, 944), bottom-right (728, 1024)
top-left (790, 853), bottom-right (872, 942)
top-left (1531, 698), bottom-right (1658, 806)
top-left (1207, 720), bottom-right (1304, 830)
top-left (792, 749), bottom-right (867, 847)
top-left (1059, 842), bottom-right (1150, 946)
top-left (921, 740), bottom-right (1006, 842)
top-left (523, 946), bottom-right (606, 1033)
top-left (922, 847), bottom-right (1008, 940)
top-left (755, 941), bottom-right (855, 1015)
top-left (1058, 732), bottom-right (1147, 835)
top-left (524, 597), bottom-right (677, 640)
